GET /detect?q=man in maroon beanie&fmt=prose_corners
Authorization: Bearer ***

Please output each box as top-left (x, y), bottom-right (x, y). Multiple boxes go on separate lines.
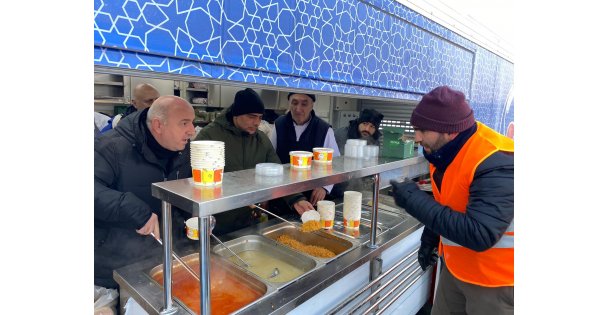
top-left (390, 86), bottom-right (514, 314)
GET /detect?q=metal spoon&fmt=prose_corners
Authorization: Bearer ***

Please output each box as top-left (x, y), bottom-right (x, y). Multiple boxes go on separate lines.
top-left (253, 204), bottom-right (299, 228)
top-left (150, 232), bottom-right (200, 281)
top-left (210, 233), bottom-right (251, 268)
top-left (269, 267), bottom-right (280, 279)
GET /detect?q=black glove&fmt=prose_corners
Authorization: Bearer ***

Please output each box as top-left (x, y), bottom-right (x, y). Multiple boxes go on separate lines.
top-left (390, 178), bottom-right (421, 210)
top-left (418, 242), bottom-right (439, 271)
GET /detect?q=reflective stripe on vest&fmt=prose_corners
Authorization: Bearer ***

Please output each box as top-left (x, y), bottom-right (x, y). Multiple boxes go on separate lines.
top-left (442, 220), bottom-right (514, 249)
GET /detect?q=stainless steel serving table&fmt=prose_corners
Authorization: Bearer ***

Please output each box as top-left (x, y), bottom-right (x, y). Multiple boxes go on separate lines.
top-left (115, 155), bottom-right (429, 314)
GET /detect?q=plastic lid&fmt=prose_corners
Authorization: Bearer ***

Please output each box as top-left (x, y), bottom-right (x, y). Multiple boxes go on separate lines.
top-left (289, 150), bottom-right (313, 156)
top-left (346, 139), bottom-right (367, 146)
top-left (255, 163), bottom-right (284, 176)
top-left (301, 210), bottom-right (321, 223)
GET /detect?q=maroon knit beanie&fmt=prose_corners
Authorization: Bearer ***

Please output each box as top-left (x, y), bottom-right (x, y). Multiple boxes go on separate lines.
top-left (410, 86), bottom-right (475, 133)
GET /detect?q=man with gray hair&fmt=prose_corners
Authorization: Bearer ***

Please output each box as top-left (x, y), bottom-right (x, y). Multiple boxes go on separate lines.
top-left (95, 95), bottom-right (196, 289)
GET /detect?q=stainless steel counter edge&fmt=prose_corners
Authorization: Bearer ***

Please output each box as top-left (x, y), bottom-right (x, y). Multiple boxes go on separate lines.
top-left (151, 155), bottom-right (428, 216)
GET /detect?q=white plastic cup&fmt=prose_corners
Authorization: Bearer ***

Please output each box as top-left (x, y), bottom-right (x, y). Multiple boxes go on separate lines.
top-left (190, 141), bottom-right (225, 184)
top-left (363, 145), bottom-right (379, 159)
top-left (343, 191), bottom-right (362, 229)
top-left (355, 145), bottom-right (365, 158)
top-left (317, 200), bottom-right (335, 229)
top-left (185, 217), bottom-right (199, 240)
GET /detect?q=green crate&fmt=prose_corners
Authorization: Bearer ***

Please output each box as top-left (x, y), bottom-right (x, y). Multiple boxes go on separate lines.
top-left (113, 105), bottom-right (128, 116)
top-left (381, 127), bottom-right (416, 158)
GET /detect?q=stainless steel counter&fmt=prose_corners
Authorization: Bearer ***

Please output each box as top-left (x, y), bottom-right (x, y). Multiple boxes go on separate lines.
top-left (114, 206), bottom-right (423, 314)
top-left (127, 155), bottom-right (429, 314)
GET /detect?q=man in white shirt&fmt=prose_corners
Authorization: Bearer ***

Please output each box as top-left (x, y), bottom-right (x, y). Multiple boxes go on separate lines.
top-left (269, 92), bottom-right (341, 206)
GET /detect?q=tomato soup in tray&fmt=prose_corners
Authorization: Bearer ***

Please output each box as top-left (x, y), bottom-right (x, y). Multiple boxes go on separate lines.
top-left (150, 254), bottom-right (266, 315)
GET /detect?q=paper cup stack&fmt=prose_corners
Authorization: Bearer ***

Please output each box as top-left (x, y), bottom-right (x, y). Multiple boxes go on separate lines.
top-left (190, 140), bottom-right (225, 186)
top-left (343, 191), bottom-right (362, 229)
top-left (317, 200), bottom-right (335, 229)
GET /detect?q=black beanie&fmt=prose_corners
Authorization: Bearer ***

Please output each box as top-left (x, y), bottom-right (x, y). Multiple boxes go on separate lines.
top-left (287, 92), bottom-right (316, 102)
top-left (232, 88), bottom-right (265, 116)
top-left (410, 86), bottom-right (475, 133)
top-left (358, 108), bottom-right (384, 129)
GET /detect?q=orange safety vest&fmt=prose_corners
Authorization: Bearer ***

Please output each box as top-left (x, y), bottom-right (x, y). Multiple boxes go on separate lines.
top-left (430, 121), bottom-right (514, 287)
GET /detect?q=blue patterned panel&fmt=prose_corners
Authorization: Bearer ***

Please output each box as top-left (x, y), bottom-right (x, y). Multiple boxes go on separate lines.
top-left (467, 48), bottom-right (514, 131)
top-left (95, 0), bottom-right (483, 95)
top-left (94, 0), bottom-right (514, 130)
top-left (94, 0), bottom-right (223, 62)
top-left (221, 0), bottom-right (294, 73)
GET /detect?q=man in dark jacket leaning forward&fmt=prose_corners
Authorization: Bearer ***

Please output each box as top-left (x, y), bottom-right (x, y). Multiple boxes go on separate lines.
top-left (390, 86), bottom-right (514, 314)
top-left (94, 95), bottom-right (196, 289)
top-left (196, 88), bottom-right (315, 235)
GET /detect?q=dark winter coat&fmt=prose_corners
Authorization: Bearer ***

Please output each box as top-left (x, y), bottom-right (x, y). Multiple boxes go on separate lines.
top-left (195, 107), bottom-right (305, 235)
top-left (196, 106), bottom-right (282, 172)
top-left (94, 109), bottom-right (192, 288)
top-left (274, 110), bottom-right (330, 164)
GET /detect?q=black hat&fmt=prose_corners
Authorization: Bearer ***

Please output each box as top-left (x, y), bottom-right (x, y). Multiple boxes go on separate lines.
top-left (287, 92), bottom-right (316, 102)
top-left (232, 88), bottom-right (265, 116)
top-left (358, 108), bottom-right (384, 129)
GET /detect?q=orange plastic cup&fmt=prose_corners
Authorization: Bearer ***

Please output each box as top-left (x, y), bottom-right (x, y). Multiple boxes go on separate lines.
top-left (313, 147), bottom-right (334, 163)
top-left (192, 167), bottom-right (223, 186)
top-left (343, 219), bottom-right (360, 229)
top-left (289, 151), bottom-right (313, 169)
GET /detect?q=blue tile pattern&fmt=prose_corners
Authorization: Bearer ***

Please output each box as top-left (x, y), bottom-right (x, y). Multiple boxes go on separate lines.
top-left (94, 0), bottom-right (514, 131)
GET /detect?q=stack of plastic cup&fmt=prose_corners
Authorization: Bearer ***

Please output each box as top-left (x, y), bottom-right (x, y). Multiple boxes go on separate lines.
top-left (363, 145), bottom-right (379, 160)
top-left (343, 191), bottom-right (362, 229)
top-left (344, 139), bottom-right (367, 158)
top-left (190, 140), bottom-right (225, 186)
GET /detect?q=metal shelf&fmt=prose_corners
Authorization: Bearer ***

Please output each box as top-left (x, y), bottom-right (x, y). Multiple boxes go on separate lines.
top-left (151, 155), bottom-right (427, 217)
top-left (94, 81), bottom-right (124, 86)
top-left (94, 98), bottom-right (129, 104)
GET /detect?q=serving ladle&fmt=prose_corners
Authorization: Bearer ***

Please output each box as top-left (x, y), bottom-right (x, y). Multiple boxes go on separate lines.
top-left (253, 204), bottom-right (299, 228)
top-left (150, 232), bottom-right (200, 282)
top-left (203, 216), bottom-right (251, 268)
top-left (269, 267), bottom-right (280, 279)
top-left (210, 233), bottom-right (251, 268)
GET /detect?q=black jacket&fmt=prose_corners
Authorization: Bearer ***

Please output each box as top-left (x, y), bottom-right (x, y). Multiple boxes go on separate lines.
top-left (94, 109), bottom-right (191, 288)
top-left (274, 110), bottom-right (330, 163)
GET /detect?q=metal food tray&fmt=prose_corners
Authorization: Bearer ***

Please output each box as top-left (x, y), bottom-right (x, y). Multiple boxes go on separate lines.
top-left (148, 253), bottom-right (274, 314)
top-left (261, 222), bottom-right (359, 264)
top-left (212, 235), bottom-right (320, 290)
